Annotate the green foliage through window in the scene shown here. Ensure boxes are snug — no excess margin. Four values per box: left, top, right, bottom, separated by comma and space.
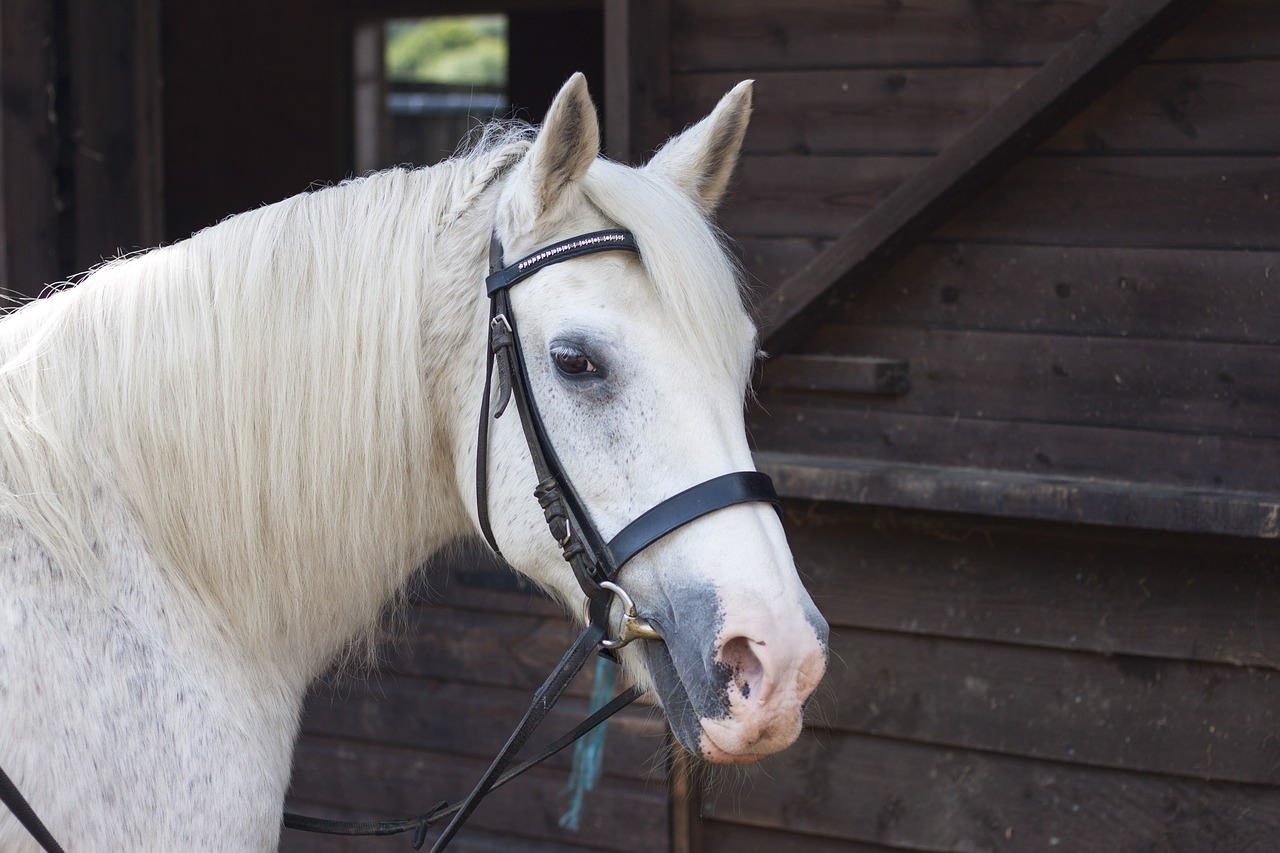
385, 16, 508, 86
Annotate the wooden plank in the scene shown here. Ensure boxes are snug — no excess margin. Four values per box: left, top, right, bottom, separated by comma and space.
672, 0, 1278, 75
723, 155, 921, 238
604, 0, 671, 164
756, 0, 1217, 351
760, 451, 1280, 539
748, 403, 1280, 495
416, 543, 566, 619
384, 605, 599, 695
674, 67, 1033, 156
65, 0, 164, 271
818, 628, 1280, 785
837, 243, 1280, 345
668, 740, 704, 853
938, 154, 1280, 249
682, 61, 1280, 159
726, 154, 1280, 246
777, 498, 1280, 666
298, 677, 667, 783
0, 0, 63, 298
288, 739, 669, 853
791, 326, 1280, 439
701, 730, 1280, 852
764, 355, 909, 396
702, 822, 899, 853
1044, 60, 1280, 154
670, 0, 1109, 73
1153, 0, 1280, 60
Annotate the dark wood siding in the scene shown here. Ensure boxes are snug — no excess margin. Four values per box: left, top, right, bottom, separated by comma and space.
664, 0, 1280, 850
702, 0, 1280, 537
694, 501, 1280, 852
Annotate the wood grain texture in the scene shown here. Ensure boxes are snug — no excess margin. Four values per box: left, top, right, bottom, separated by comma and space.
759, 452, 1280, 539
794, 325, 1280, 438
700, 729, 1280, 852
671, 0, 1109, 73
681, 60, 1280, 159
818, 627, 1280, 784
0, 0, 62, 297
782, 500, 1280, 666
749, 403, 1280, 495
727, 154, 1280, 246
672, 0, 1277, 74
838, 243, 1280, 344
299, 678, 668, 782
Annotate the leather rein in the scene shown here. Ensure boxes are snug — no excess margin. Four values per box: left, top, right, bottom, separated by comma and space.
1, 227, 781, 853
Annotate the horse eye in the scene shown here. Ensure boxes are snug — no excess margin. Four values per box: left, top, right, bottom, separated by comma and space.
552, 345, 598, 377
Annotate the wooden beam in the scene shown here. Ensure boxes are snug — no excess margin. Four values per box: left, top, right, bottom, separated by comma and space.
758, 0, 1215, 353
66, 0, 165, 272
763, 354, 910, 396
0, 0, 62, 299
604, 0, 670, 164
757, 452, 1280, 540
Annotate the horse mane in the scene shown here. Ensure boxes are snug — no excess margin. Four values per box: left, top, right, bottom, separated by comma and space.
0, 119, 751, 674
0, 133, 530, 672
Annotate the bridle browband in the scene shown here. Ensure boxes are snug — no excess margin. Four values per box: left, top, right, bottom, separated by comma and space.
1, 227, 783, 853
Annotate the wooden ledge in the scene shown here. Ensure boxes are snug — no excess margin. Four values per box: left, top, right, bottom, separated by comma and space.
755, 452, 1280, 540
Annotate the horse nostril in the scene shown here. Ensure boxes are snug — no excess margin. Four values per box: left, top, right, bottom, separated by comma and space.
718, 635, 766, 703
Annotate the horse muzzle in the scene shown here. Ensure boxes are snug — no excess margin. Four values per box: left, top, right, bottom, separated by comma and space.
637, 582, 829, 763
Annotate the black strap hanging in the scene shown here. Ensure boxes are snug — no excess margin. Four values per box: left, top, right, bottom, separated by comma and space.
0, 765, 66, 853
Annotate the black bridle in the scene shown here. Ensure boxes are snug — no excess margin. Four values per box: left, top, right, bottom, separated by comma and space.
2, 227, 781, 853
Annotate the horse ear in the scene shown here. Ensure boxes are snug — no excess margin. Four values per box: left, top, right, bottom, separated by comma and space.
520, 72, 600, 220
645, 80, 753, 215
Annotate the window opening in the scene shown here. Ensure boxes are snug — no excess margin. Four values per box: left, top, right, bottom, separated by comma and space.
354, 15, 510, 173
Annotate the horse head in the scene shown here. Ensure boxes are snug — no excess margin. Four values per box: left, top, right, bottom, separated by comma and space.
473, 74, 828, 764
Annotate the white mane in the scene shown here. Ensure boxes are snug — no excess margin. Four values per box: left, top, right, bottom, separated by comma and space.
0, 124, 751, 672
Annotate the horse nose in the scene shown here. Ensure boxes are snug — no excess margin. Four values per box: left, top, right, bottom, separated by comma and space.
701, 613, 828, 760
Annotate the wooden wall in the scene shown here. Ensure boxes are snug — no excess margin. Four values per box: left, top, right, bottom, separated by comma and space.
681, 0, 1280, 539
663, 0, 1280, 851
699, 501, 1280, 851
0, 0, 164, 299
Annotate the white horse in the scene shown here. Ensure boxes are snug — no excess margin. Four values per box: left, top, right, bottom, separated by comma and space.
0, 74, 828, 851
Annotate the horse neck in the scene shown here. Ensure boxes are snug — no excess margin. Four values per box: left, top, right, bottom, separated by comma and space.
1, 165, 502, 686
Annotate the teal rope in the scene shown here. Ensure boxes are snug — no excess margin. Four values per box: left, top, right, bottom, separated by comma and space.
559, 655, 617, 830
